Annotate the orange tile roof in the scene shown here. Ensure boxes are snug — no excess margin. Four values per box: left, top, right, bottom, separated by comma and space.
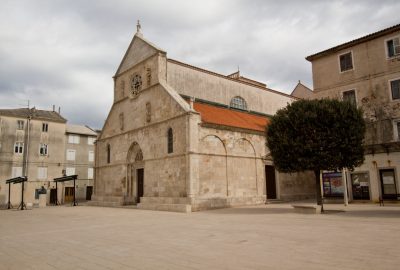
193, 102, 269, 132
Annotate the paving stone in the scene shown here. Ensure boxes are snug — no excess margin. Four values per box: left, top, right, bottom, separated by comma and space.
0, 204, 399, 270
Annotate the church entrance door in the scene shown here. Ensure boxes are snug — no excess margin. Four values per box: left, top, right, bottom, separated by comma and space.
137, 168, 144, 203
265, 165, 277, 199
126, 142, 144, 204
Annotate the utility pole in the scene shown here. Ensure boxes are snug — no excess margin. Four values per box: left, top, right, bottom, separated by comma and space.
22, 101, 31, 206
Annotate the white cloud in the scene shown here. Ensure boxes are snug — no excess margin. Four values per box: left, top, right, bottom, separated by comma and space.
0, 0, 399, 128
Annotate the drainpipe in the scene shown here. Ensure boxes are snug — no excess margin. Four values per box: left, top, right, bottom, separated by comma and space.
342, 168, 349, 206
23, 114, 31, 178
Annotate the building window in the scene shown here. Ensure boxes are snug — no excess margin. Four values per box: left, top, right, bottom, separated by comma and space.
343, 90, 356, 105
146, 102, 151, 123
68, 134, 80, 144
394, 120, 400, 141
88, 151, 94, 162
34, 188, 47, 200
119, 113, 124, 131
66, 149, 76, 161
107, 144, 111, 163
66, 167, 75, 176
88, 137, 96, 145
390, 79, 400, 100
39, 143, 48, 156
397, 122, 400, 140
339, 52, 353, 72
350, 172, 370, 200
14, 142, 24, 154
386, 36, 400, 58
35, 189, 40, 200
17, 120, 24, 130
167, 128, 173, 154
230, 96, 248, 110
37, 167, 47, 180
11, 167, 23, 178
42, 123, 48, 132
88, 168, 94, 179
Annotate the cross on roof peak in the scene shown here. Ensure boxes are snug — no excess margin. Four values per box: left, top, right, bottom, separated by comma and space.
137, 20, 142, 34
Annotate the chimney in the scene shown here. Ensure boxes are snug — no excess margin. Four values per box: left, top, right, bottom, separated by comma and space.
52, 105, 55, 112
190, 97, 195, 109
58, 107, 61, 114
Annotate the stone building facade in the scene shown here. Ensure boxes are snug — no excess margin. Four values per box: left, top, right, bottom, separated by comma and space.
64, 124, 97, 202
92, 27, 315, 212
306, 24, 400, 202
0, 108, 67, 206
0, 108, 98, 207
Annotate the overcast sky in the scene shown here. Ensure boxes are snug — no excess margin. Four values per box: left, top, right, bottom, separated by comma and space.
0, 0, 399, 129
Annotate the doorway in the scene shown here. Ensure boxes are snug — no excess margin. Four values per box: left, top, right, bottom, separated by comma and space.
64, 187, 74, 203
351, 173, 370, 200
50, 189, 57, 205
379, 169, 397, 200
86, 186, 93, 200
136, 168, 144, 203
265, 165, 277, 199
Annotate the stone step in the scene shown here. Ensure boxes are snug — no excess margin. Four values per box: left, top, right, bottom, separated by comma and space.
266, 199, 285, 204
86, 201, 122, 207
91, 195, 124, 203
140, 197, 191, 205
137, 203, 191, 213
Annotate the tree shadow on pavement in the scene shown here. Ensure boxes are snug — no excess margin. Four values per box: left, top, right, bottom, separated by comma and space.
334, 209, 400, 218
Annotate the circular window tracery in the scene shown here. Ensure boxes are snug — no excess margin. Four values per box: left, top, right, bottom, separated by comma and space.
131, 74, 142, 95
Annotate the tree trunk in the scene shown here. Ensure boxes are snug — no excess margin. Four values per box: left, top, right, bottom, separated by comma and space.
314, 170, 324, 211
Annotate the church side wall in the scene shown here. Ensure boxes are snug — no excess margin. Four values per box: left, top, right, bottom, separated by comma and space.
166, 62, 295, 115
192, 125, 266, 210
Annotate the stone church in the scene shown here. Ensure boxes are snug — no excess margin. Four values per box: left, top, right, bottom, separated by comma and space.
92, 25, 315, 212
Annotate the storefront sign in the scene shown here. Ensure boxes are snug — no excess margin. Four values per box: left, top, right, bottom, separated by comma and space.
322, 172, 344, 197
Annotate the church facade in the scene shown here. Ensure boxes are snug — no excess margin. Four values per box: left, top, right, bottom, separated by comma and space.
92, 27, 315, 212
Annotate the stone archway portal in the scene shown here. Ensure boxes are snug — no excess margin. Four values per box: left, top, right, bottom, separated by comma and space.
126, 142, 144, 204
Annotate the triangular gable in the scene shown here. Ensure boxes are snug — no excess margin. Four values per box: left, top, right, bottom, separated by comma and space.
115, 33, 166, 76
290, 81, 313, 99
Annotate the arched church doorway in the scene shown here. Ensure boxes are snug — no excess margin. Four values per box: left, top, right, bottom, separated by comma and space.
127, 142, 144, 204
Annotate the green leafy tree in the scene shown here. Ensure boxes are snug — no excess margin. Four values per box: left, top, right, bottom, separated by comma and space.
266, 99, 366, 206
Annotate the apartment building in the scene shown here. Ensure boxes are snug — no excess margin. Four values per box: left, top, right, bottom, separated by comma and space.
64, 124, 97, 202
0, 107, 98, 206
306, 24, 400, 202
0, 108, 66, 206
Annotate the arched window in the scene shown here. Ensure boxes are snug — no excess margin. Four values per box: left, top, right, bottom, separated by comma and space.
167, 128, 173, 154
107, 144, 111, 164
230, 96, 248, 110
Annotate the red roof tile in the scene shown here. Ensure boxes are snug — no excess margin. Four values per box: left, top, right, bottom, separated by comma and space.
193, 102, 269, 132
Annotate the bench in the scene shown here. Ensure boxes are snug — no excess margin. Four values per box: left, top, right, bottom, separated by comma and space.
291, 204, 322, 214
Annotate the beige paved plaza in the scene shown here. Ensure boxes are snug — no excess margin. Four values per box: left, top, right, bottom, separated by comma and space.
1, 204, 400, 270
